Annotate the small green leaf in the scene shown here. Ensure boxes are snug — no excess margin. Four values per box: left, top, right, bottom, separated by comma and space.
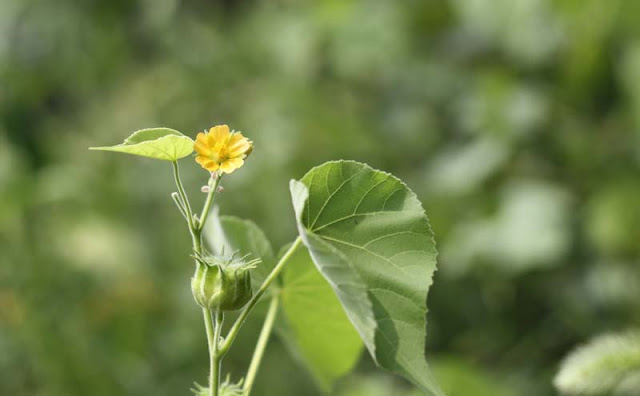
290, 160, 443, 396
89, 127, 194, 161
278, 242, 364, 392
554, 330, 640, 395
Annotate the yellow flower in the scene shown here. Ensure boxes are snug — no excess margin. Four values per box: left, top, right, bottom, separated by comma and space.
194, 125, 253, 174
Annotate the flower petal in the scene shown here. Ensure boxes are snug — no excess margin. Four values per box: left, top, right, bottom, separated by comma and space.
227, 134, 251, 157
219, 157, 244, 174
194, 132, 212, 156
196, 156, 219, 172
208, 125, 230, 144
227, 132, 245, 146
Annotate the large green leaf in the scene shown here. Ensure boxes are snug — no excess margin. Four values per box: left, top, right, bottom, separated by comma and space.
289, 160, 443, 396
205, 215, 363, 391
89, 127, 194, 161
278, 242, 364, 392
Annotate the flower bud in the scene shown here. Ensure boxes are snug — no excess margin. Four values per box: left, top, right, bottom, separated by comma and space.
191, 252, 258, 311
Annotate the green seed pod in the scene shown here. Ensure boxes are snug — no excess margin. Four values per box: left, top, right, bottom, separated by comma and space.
191, 252, 258, 311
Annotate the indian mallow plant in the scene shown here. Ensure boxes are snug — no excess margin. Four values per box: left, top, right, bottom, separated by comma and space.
90, 125, 444, 396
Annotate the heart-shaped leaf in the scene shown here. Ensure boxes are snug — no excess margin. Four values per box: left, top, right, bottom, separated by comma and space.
89, 128, 194, 161
290, 160, 443, 396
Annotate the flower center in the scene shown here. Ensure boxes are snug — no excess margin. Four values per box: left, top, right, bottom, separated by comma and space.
210, 144, 229, 163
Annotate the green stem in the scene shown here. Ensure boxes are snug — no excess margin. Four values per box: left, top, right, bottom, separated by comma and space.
171, 192, 188, 220
172, 161, 194, 227
220, 237, 302, 354
203, 307, 215, 365
210, 311, 224, 396
172, 161, 201, 249
199, 173, 223, 231
243, 296, 279, 396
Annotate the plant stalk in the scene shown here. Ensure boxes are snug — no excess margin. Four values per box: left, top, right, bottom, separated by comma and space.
202, 308, 216, 395
172, 161, 200, 249
243, 296, 280, 396
210, 311, 224, 396
199, 173, 222, 231
172, 161, 194, 226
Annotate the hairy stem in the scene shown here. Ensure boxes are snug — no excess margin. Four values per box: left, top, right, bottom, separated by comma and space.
243, 296, 279, 396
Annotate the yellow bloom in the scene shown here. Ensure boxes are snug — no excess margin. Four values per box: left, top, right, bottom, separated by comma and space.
194, 125, 253, 174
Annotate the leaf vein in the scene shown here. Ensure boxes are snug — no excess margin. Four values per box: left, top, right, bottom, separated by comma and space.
310, 166, 368, 229
319, 235, 411, 277
363, 231, 425, 248
352, 174, 391, 215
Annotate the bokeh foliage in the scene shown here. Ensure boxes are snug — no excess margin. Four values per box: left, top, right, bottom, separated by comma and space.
1, 0, 639, 395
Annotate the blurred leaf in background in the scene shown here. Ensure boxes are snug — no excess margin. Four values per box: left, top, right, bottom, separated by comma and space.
555, 330, 640, 395
1, 0, 640, 395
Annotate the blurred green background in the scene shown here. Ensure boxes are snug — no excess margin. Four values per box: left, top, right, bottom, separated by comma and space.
1, 0, 639, 395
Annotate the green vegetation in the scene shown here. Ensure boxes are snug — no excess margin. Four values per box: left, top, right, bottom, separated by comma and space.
1, 0, 639, 395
